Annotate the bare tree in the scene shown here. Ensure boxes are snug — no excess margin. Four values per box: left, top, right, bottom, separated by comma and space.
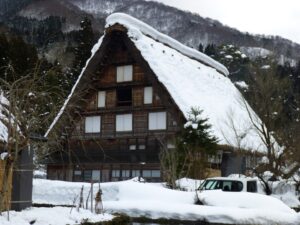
230, 60, 300, 194
0, 64, 65, 211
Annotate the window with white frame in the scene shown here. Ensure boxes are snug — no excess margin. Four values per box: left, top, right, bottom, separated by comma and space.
148, 112, 166, 130
117, 65, 133, 82
144, 87, 153, 104
116, 114, 132, 131
97, 91, 106, 108
85, 116, 101, 133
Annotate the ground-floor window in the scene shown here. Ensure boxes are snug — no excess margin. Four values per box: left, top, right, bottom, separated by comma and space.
121, 170, 130, 180
142, 170, 161, 178
72, 168, 161, 182
92, 170, 101, 182
73, 170, 82, 181
83, 170, 92, 182
131, 170, 140, 177
111, 169, 120, 181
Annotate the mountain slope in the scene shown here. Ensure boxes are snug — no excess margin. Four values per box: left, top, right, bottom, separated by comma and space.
68, 0, 300, 61
2, 0, 300, 62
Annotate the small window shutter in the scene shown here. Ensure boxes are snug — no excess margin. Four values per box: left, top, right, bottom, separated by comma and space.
116, 115, 123, 131
98, 91, 106, 108
85, 117, 94, 133
117, 66, 124, 82
157, 112, 166, 129
93, 116, 101, 133
144, 87, 153, 104
124, 65, 133, 81
123, 114, 132, 131
148, 113, 157, 130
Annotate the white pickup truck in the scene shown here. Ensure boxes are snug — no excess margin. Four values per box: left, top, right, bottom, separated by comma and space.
198, 177, 258, 193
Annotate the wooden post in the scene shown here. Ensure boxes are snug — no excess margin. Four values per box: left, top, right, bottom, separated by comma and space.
90, 181, 93, 213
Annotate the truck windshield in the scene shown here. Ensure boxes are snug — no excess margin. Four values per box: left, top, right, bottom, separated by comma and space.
200, 180, 243, 192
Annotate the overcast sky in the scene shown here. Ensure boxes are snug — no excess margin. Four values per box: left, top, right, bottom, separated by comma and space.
148, 0, 300, 44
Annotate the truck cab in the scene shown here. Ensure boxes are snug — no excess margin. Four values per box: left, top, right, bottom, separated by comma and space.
199, 177, 258, 193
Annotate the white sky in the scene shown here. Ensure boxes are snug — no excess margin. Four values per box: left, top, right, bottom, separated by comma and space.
148, 0, 300, 44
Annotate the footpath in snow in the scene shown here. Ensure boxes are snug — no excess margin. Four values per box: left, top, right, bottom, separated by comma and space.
31, 178, 300, 225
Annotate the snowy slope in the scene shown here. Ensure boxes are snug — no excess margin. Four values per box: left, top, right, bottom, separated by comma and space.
32, 179, 300, 225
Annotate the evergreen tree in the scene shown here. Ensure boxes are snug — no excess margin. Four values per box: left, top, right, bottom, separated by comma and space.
178, 108, 218, 179
204, 44, 217, 58
72, 16, 95, 82
8, 35, 38, 79
198, 43, 204, 53
215, 44, 250, 81
160, 108, 218, 188
0, 33, 9, 78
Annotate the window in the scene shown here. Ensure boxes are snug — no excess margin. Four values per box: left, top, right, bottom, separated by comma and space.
73, 170, 82, 181
116, 114, 132, 131
116, 87, 132, 106
83, 170, 92, 182
129, 145, 136, 150
142, 170, 160, 178
138, 145, 146, 150
151, 170, 161, 178
247, 181, 257, 193
122, 170, 130, 178
97, 91, 106, 108
199, 180, 243, 192
142, 170, 151, 177
149, 112, 167, 130
117, 65, 133, 82
92, 170, 101, 182
85, 116, 101, 133
132, 170, 140, 177
112, 170, 120, 177
144, 87, 153, 104
111, 169, 120, 181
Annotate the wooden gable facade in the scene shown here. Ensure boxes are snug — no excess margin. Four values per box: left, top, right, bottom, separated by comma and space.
47, 25, 185, 182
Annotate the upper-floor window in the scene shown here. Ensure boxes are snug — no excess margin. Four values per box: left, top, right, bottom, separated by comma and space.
116, 114, 132, 132
149, 112, 167, 130
85, 116, 101, 133
98, 91, 106, 108
144, 87, 153, 104
117, 87, 132, 106
117, 65, 133, 82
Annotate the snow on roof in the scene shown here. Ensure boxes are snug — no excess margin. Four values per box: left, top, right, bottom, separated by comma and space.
0, 92, 9, 143
46, 13, 270, 153
106, 13, 229, 76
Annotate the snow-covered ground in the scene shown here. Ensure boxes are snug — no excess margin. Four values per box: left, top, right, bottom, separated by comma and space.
30, 178, 300, 224
1, 178, 299, 224
0, 207, 113, 225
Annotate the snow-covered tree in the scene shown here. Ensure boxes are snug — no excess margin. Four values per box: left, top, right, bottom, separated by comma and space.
160, 108, 218, 188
